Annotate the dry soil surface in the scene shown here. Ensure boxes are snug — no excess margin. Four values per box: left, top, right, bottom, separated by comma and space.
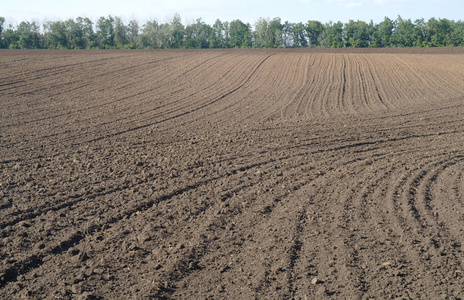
1, 48, 464, 299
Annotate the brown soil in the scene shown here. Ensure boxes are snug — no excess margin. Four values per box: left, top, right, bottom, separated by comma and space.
1, 48, 464, 299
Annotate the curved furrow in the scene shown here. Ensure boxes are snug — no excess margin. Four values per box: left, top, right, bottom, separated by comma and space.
135, 53, 276, 135
281, 53, 313, 120
417, 156, 464, 270
263, 52, 313, 122
0, 121, 330, 292
2, 52, 259, 149
0, 151, 290, 289
378, 154, 464, 293
363, 55, 397, 109
158, 167, 321, 297
96, 52, 263, 127
81, 53, 274, 143
371, 55, 422, 107
3, 49, 464, 299
302, 53, 332, 120
337, 160, 403, 296
299, 54, 326, 121
297, 170, 371, 297
310, 53, 338, 119
115, 132, 345, 296
401, 55, 464, 100
8, 52, 195, 114
342, 157, 429, 297
392, 55, 464, 106
322, 157, 409, 297
294, 53, 329, 121
206, 52, 307, 126
0, 54, 189, 142
354, 54, 386, 112
101, 125, 396, 298
0, 139, 299, 295
0, 55, 119, 93
63, 52, 244, 138
59, 53, 243, 139
267, 149, 396, 298
288, 132, 437, 296
233, 53, 309, 124
0, 53, 167, 114
162, 127, 416, 298
340, 53, 357, 114
292, 148, 464, 297
0, 122, 332, 231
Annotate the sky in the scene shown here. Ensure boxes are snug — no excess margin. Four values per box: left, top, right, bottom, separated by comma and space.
2, 0, 463, 26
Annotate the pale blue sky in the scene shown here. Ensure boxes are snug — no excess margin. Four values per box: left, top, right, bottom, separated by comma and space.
2, 0, 463, 26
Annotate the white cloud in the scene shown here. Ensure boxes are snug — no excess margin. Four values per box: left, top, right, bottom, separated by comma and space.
346, 2, 362, 7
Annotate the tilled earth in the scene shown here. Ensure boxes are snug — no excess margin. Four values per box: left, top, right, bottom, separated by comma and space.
1, 48, 464, 299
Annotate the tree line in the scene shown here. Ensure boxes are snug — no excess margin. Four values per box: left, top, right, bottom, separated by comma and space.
1, 15, 463, 49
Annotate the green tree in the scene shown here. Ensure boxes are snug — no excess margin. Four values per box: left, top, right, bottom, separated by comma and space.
0, 17, 5, 48
269, 18, 283, 48
282, 21, 293, 47
168, 13, 184, 48
321, 21, 343, 48
2, 14, 464, 49
426, 17, 453, 47
17, 21, 40, 49
344, 20, 369, 48
449, 20, 464, 46
127, 19, 139, 48
254, 17, 282, 48
65, 18, 88, 49
47, 21, 68, 48
229, 19, 251, 48
114, 16, 128, 48
254, 17, 270, 48
209, 19, 225, 48
375, 17, 394, 47
391, 16, 416, 47
184, 18, 211, 48
305, 20, 324, 47
81, 17, 96, 49
97, 16, 115, 48
366, 20, 379, 47
139, 20, 160, 48
223, 21, 231, 47
292, 22, 307, 47
3, 23, 19, 48
139, 20, 171, 48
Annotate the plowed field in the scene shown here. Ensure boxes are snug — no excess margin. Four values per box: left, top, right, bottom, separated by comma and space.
1, 48, 464, 299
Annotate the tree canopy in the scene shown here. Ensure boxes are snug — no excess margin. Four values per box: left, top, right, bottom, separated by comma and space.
1, 15, 463, 49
